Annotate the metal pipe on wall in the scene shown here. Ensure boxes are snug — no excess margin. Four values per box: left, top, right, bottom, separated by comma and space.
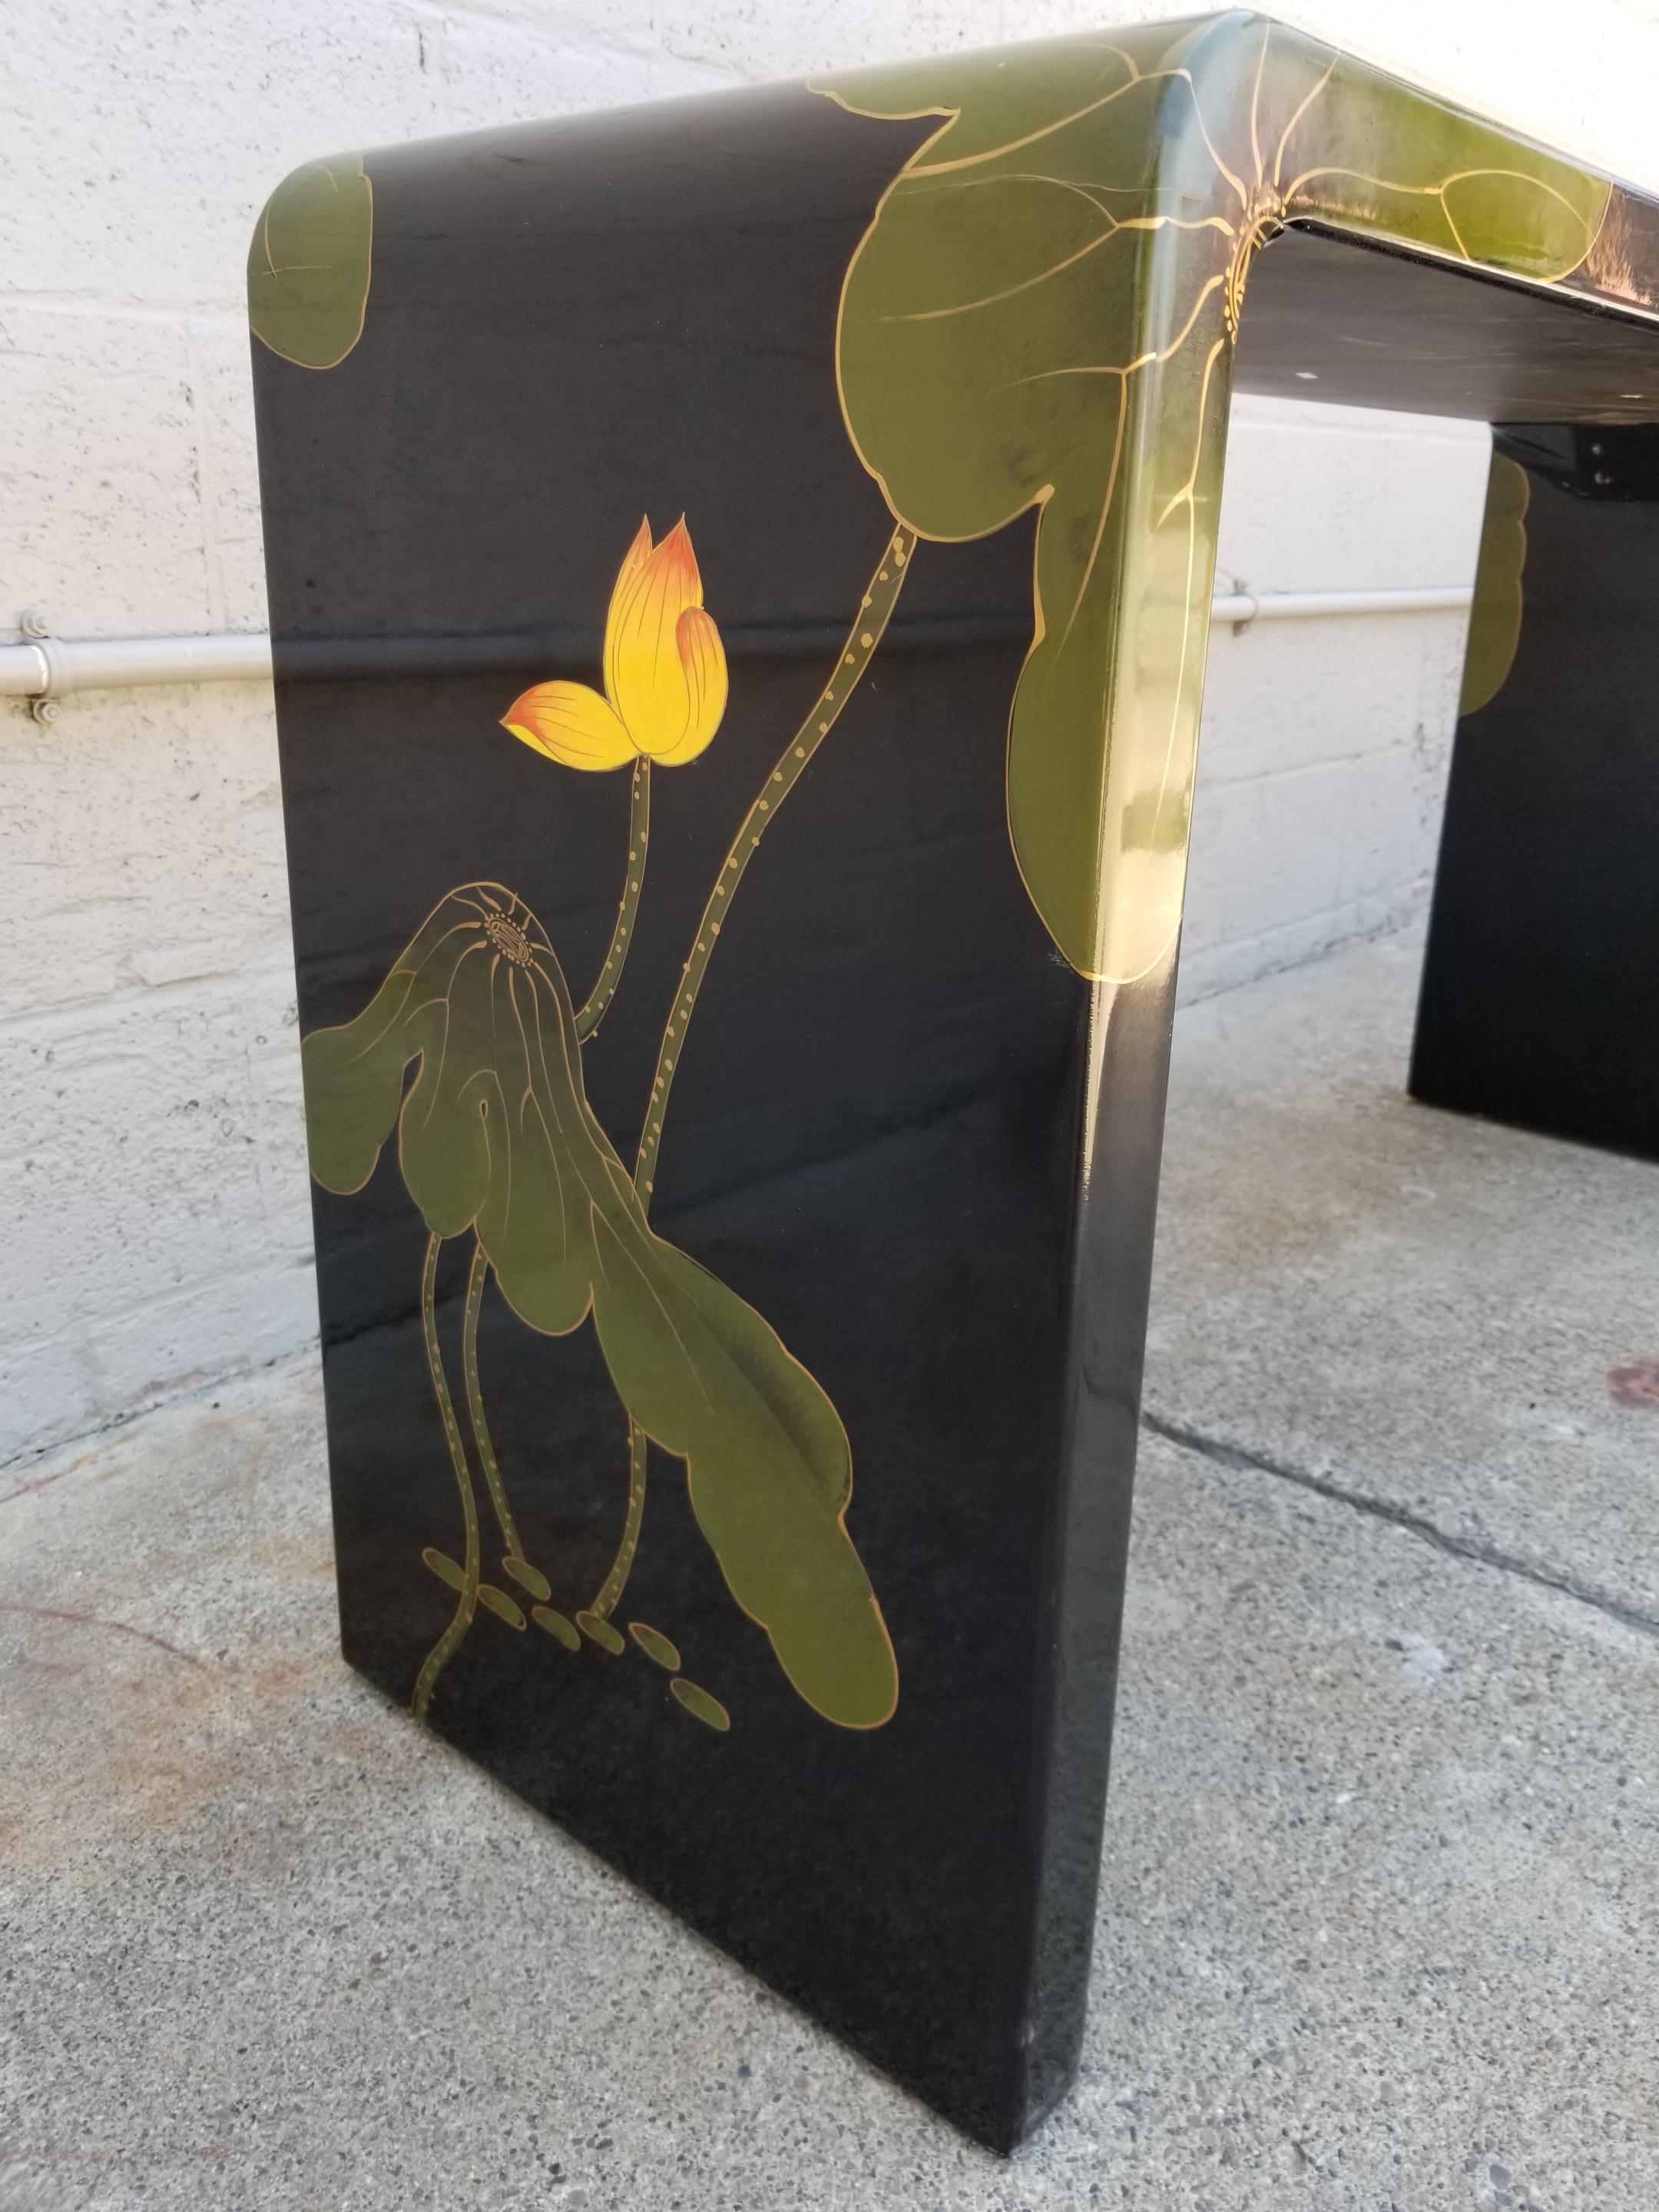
0, 584, 1477, 709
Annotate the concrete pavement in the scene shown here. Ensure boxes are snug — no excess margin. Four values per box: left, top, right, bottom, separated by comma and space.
4, 929, 1656, 2210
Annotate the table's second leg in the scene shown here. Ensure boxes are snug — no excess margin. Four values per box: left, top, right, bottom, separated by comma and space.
1412, 425, 1659, 1161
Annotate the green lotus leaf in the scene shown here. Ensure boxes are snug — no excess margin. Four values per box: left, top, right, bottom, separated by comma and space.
302, 884, 896, 1729
249, 154, 373, 370
823, 28, 1193, 980
300, 966, 416, 1197
820, 18, 1608, 975
589, 1209, 894, 1729
1286, 84, 1608, 280
1459, 454, 1529, 717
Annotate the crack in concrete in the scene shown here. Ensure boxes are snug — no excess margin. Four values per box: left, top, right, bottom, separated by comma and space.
0, 1600, 207, 1669
0, 1446, 104, 1510
0, 1345, 319, 1496
1141, 1408, 1659, 1643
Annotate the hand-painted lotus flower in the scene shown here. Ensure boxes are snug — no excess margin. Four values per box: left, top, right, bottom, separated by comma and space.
504, 518, 728, 770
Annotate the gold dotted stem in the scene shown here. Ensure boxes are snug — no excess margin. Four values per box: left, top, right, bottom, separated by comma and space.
587, 1419, 647, 1621
461, 1237, 525, 1566
633, 524, 916, 1202
576, 757, 651, 1041
412, 1233, 482, 1720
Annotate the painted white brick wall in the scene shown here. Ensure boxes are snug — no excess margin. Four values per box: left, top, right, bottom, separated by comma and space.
4, 0, 1657, 1463
1189, 396, 1490, 1002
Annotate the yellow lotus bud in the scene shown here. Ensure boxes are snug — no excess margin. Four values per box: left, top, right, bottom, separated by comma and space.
504, 517, 727, 771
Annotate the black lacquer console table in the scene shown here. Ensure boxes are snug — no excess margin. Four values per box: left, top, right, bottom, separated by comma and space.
249, 12, 1659, 2148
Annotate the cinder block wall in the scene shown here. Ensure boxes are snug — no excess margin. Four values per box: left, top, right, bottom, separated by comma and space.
1191, 396, 1487, 1003
4, 0, 1656, 1463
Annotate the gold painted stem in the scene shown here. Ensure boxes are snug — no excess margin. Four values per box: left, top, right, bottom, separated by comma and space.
585, 528, 915, 1627
461, 1237, 525, 1567
412, 1233, 482, 1720
576, 757, 651, 1040
632, 523, 916, 1203
588, 1419, 648, 1623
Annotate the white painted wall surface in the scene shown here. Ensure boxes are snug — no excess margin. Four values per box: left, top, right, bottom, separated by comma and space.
3, 0, 1656, 1463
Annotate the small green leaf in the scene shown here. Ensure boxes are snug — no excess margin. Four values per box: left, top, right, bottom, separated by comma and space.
478, 1584, 526, 1630
628, 1622, 682, 1671
531, 1604, 581, 1651
249, 155, 373, 370
502, 1555, 552, 1602
1459, 455, 1529, 717
422, 1546, 465, 1593
576, 1610, 627, 1655
670, 1678, 731, 1732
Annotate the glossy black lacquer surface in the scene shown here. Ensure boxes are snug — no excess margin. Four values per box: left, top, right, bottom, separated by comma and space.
1414, 426, 1659, 1157
254, 84, 1132, 2149
1240, 227, 1659, 420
